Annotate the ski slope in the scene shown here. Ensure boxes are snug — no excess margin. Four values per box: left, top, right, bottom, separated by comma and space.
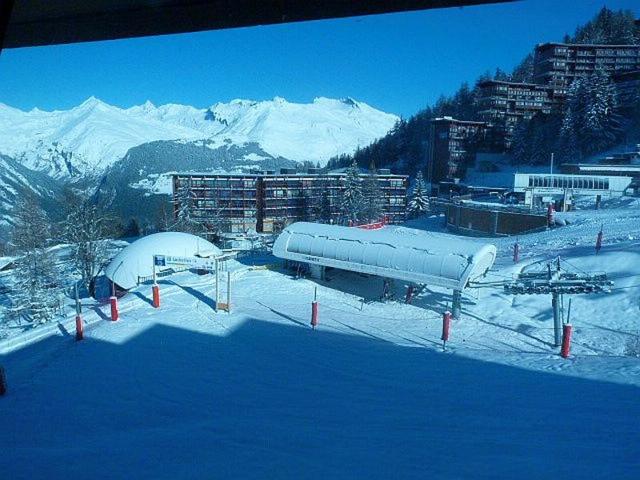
1, 199, 639, 479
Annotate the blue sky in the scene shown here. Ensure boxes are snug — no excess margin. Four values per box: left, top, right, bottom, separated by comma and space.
0, 0, 638, 117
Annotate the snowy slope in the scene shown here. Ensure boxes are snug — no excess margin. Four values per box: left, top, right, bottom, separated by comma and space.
0, 97, 398, 178
3, 198, 640, 478
0, 154, 65, 225
2, 199, 640, 478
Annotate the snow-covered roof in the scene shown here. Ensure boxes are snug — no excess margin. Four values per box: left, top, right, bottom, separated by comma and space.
273, 222, 497, 290
104, 232, 221, 290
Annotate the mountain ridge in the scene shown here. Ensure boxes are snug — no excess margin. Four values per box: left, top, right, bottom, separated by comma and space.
0, 96, 399, 179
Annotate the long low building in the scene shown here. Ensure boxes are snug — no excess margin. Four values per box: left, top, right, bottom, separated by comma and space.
173, 169, 408, 236
273, 222, 497, 318
514, 173, 634, 206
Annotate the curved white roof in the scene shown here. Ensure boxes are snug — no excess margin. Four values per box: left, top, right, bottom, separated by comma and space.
273, 222, 497, 290
105, 232, 221, 290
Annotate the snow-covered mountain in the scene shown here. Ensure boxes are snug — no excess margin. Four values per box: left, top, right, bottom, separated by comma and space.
0, 96, 398, 179
0, 154, 65, 226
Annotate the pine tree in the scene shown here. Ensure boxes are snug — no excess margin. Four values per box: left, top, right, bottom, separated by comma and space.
9, 195, 61, 325
339, 159, 365, 224
571, 7, 639, 45
563, 71, 622, 156
319, 189, 333, 223
510, 53, 534, 83
361, 163, 384, 223
557, 108, 580, 162
511, 121, 530, 165
172, 179, 206, 235
408, 171, 430, 218
302, 191, 318, 223
581, 70, 622, 154
122, 218, 141, 238
494, 68, 509, 81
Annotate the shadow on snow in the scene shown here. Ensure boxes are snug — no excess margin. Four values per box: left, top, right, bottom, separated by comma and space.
1, 318, 638, 479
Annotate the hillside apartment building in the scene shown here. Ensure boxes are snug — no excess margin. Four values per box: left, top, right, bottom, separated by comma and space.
427, 117, 491, 184
430, 41, 640, 186
476, 80, 557, 150
533, 42, 640, 95
172, 169, 408, 236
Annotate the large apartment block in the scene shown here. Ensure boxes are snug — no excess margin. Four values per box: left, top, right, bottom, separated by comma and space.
477, 80, 556, 149
428, 117, 491, 184
533, 42, 640, 94
172, 169, 408, 236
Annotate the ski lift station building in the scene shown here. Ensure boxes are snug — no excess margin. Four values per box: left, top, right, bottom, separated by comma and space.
273, 222, 497, 315
105, 232, 222, 291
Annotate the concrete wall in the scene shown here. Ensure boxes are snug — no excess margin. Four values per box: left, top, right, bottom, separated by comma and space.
446, 204, 547, 237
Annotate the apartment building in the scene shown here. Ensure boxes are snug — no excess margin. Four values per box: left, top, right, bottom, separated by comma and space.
428, 117, 490, 183
172, 169, 408, 236
612, 70, 640, 110
533, 42, 640, 95
477, 80, 556, 149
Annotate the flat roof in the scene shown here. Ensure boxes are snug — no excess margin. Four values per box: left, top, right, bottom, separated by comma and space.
515, 172, 634, 179
536, 42, 640, 49
431, 117, 488, 126
561, 164, 640, 172
173, 172, 408, 178
478, 80, 554, 90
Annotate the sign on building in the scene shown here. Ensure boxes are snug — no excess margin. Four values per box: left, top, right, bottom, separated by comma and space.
153, 254, 219, 271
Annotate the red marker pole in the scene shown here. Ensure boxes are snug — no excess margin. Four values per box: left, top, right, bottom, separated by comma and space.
311, 287, 319, 329
513, 241, 520, 264
110, 296, 119, 321
547, 203, 555, 227
151, 261, 160, 308
152, 285, 160, 308
560, 324, 573, 358
74, 284, 83, 341
441, 311, 451, 350
75, 315, 84, 341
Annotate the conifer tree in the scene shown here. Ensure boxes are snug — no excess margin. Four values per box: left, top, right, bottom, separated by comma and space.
408, 171, 430, 218
361, 163, 384, 223
511, 121, 530, 165
9, 195, 61, 324
319, 189, 333, 223
339, 159, 365, 224
562, 71, 622, 157
557, 108, 580, 162
173, 179, 207, 235
581, 70, 622, 154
